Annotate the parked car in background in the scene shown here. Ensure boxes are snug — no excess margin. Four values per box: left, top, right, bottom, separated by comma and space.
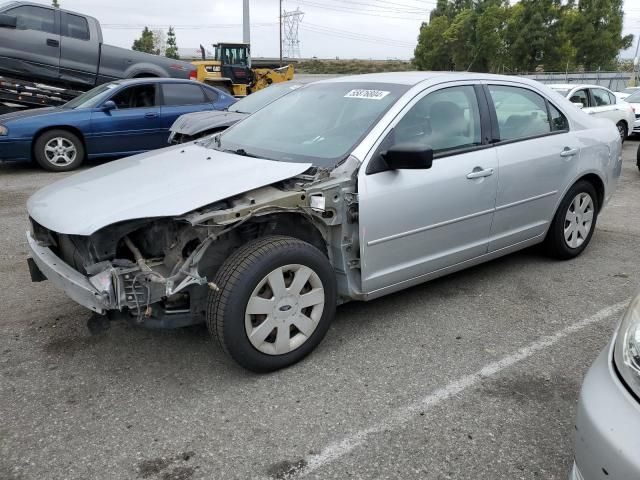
549, 84, 635, 140
168, 81, 304, 144
614, 86, 640, 101
621, 89, 640, 136
570, 291, 640, 480
0, 1, 197, 91
0, 78, 235, 171
26, 72, 622, 371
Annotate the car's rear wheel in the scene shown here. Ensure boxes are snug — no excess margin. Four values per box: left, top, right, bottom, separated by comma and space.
616, 121, 627, 142
207, 235, 336, 372
34, 129, 84, 172
544, 180, 598, 259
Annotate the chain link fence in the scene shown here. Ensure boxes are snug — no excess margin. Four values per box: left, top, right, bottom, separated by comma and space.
520, 71, 634, 92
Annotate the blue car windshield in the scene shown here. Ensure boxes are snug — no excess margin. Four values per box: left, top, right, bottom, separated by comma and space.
63, 82, 121, 109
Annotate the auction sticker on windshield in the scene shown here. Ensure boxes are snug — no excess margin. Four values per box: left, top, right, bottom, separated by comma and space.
344, 89, 391, 100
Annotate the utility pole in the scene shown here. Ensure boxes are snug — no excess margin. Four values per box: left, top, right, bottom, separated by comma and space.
279, 0, 283, 66
243, 0, 251, 67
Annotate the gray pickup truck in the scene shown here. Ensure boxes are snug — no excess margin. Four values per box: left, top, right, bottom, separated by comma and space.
0, 1, 196, 90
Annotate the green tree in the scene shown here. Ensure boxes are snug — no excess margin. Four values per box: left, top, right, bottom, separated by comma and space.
51, 0, 60, 7
132, 27, 157, 55
413, 16, 452, 70
569, 0, 632, 70
165, 26, 179, 59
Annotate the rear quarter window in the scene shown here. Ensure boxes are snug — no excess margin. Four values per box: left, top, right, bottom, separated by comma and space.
62, 13, 89, 40
162, 84, 207, 106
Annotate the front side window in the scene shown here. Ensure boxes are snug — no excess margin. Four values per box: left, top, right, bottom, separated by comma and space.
488, 85, 552, 141
591, 88, 612, 107
62, 13, 89, 40
110, 85, 158, 109
162, 83, 206, 106
569, 89, 589, 108
213, 82, 408, 167
7, 5, 55, 34
390, 85, 482, 154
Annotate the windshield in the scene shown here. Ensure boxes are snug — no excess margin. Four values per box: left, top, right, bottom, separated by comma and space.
625, 90, 640, 103
229, 83, 302, 114
63, 82, 120, 109
549, 87, 570, 97
622, 88, 639, 95
211, 82, 408, 167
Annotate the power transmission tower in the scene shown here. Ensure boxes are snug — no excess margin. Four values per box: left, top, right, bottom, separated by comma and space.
282, 8, 304, 59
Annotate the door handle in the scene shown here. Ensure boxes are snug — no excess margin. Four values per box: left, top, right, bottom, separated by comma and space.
466, 167, 494, 179
46, 38, 59, 47
144, 112, 159, 118
560, 147, 579, 158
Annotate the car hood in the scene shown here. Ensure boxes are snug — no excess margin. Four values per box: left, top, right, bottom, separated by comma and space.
27, 143, 311, 236
0, 106, 62, 123
170, 110, 247, 136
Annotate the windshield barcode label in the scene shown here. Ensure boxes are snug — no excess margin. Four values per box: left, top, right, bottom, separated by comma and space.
344, 89, 390, 100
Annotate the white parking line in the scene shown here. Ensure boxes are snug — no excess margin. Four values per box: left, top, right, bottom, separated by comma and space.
275, 300, 629, 479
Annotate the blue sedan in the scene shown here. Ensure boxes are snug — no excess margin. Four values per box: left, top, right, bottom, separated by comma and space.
0, 78, 235, 171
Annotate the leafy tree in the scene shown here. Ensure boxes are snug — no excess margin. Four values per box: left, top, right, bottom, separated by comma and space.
165, 26, 179, 59
132, 27, 157, 55
52, 0, 60, 7
413, 16, 452, 70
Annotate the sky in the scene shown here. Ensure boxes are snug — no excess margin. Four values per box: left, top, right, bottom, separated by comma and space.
23, 0, 640, 60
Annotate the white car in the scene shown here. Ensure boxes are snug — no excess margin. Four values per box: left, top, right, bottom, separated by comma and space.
622, 89, 640, 136
549, 84, 635, 140
614, 86, 640, 101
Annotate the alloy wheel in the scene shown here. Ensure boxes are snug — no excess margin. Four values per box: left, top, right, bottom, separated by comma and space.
44, 137, 77, 166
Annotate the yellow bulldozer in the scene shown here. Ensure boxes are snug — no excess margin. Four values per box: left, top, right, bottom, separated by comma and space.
192, 42, 294, 97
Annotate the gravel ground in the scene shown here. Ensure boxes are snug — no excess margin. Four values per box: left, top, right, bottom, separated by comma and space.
0, 140, 639, 480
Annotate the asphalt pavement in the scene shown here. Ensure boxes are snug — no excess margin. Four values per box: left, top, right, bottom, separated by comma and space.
1, 140, 639, 480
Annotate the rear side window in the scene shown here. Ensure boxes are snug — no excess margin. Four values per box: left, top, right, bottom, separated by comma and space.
110, 85, 158, 109
548, 103, 569, 132
162, 84, 207, 106
7, 5, 56, 34
203, 87, 219, 102
62, 13, 89, 40
591, 89, 612, 106
488, 85, 551, 141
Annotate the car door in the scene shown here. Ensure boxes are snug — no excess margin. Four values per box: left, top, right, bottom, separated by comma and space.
586, 88, 617, 122
59, 12, 99, 88
89, 83, 163, 155
0, 4, 60, 82
358, 83, 499, 294
485, 83, 578, 251
159, 83, 217, 132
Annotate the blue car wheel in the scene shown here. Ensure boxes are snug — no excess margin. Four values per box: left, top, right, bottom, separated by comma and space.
34, 129, 85, 172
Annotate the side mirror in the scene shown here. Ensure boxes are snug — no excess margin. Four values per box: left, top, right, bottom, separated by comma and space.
0, 14, 17, 28
572, 102, 584, 109
102, 100, 117, 111
382, 143, 433, 170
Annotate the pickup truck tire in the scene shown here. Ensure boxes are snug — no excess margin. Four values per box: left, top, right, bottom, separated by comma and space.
544, 180, 598, 259
34, 129, 85, 172
206, 235, 336, 372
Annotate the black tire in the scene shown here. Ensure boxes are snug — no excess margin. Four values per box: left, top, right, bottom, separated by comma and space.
636, 143, 640, 172
207, 235, 336, 372
616, 121, 627, 142
544, 180, 599, 259
33, 129, 85, 172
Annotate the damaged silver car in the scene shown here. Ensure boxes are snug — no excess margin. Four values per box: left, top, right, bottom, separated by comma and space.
27, 73, 622, 371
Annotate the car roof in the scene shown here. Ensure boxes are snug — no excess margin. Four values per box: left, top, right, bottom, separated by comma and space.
109, 78, 204, 87
316, 71, 552, 88
548, 83, 610, 91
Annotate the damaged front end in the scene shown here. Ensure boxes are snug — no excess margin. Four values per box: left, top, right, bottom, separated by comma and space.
27, 157, 363, 328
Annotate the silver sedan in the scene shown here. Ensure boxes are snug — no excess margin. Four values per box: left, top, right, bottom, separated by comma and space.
571, 292, 640, 480
26, 72, 623, 371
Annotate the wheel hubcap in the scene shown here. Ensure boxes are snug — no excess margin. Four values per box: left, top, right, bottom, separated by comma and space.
245, 264, 325, 355
564, 192, 594, 249
44, 137, 77, 166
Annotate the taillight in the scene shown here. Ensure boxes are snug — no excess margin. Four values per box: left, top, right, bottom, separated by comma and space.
189, 70, 197, 81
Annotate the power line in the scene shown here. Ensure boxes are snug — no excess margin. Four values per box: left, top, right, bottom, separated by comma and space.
284, 0, 428, 20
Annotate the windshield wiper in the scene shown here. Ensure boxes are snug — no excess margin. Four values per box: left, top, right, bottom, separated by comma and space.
224, 148, 259, 158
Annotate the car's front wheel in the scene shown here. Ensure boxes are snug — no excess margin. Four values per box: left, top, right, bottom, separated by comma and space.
207, 235, 336, 372
33, 129, 85, 172
544, 180, 599, 259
